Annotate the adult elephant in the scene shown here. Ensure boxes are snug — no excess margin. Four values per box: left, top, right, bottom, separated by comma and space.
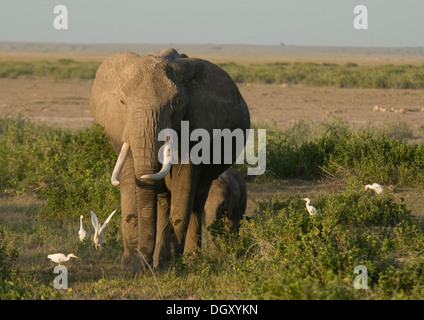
90, 48, 250, 272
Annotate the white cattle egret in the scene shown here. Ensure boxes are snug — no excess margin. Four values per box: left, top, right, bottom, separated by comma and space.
91, 209, 117, 249
78, 215, 87, 242
365, 183, 383, 195
302, 198, 317, 216
47, 253, 78, 265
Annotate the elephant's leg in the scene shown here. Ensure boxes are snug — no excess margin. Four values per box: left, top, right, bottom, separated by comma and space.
204, 207, 218, 247
157, 164, 199, 263
119, 159, 143, 273
153, 192, 171, 269
184, 191, 208, 253
183, 211, 202, 253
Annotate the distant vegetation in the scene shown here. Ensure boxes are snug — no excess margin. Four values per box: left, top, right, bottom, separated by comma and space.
0, 59, 100, 80
219, 62, 424, 89
1, 59, 424, 89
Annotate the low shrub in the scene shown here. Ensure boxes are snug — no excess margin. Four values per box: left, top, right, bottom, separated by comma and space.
262, 118, 424, 186
0, 117, 119, 220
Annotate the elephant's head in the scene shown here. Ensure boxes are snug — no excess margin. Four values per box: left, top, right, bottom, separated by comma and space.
218, 171, 242, 229
107, 53, 189, 185
205, 172, 242, 230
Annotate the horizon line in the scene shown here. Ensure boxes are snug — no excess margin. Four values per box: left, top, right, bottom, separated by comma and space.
1, 41, 424, 51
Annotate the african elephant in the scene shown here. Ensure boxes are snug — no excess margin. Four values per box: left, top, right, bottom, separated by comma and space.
90, 48, 250, 272
204, 167, 247, 246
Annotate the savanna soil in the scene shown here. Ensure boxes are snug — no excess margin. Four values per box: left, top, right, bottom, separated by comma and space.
2, 79, 424, 133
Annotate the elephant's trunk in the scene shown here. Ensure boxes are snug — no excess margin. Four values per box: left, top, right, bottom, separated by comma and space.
127, 108, 163, 265
128, 109, 161, 179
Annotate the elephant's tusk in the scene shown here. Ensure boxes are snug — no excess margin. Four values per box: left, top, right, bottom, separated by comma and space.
140, 141, 172, 181
111, 142, 130, 186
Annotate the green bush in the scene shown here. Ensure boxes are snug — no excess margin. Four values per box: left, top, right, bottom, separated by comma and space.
262, 118, 424, 186
0, 118, 119, 219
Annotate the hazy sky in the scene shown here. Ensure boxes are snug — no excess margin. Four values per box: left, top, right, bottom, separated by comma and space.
1, 0, 423, 47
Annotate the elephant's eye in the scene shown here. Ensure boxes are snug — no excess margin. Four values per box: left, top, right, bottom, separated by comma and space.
120, 99, 125, 105
169, 99, 179, 111
170, 97, 181, 111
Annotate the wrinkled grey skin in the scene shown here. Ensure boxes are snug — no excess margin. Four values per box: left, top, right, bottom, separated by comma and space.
90, 48, 250, 272
204, 167, 247, 246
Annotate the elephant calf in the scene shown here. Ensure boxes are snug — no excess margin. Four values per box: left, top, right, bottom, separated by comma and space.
204, 167, 247, 245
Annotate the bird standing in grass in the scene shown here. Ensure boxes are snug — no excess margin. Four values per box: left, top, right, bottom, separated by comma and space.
48, 253, 78, 265
91, 209, 117, 250
302, 198, 317, 216
365, 183, 383, 195
78, 215, 87, 242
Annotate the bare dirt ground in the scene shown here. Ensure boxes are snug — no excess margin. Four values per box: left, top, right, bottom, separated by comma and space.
0, 78, 94, 131
1, 44, 424, 216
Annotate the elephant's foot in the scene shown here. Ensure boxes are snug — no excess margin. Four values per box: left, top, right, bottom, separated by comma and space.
121, 249, 148, 273
153, 221, 186, 269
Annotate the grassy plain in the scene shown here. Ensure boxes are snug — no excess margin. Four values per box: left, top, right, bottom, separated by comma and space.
1, 44, 424, 300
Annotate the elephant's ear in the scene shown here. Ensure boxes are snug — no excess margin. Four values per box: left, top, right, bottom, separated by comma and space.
174, 57, 248, 135
219, 171, 241, 220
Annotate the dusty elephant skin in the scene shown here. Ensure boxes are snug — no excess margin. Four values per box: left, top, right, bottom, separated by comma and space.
90, 48, 250, 272
204, 167, 247, 246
